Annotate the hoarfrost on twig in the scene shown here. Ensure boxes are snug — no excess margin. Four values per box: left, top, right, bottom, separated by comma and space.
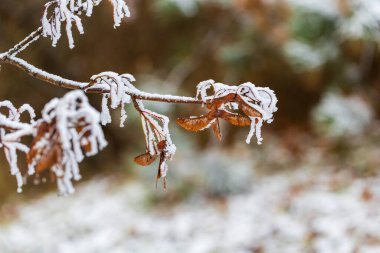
41, 0, 130, 48
0, 91, 107, 195
195, 80, 277, 144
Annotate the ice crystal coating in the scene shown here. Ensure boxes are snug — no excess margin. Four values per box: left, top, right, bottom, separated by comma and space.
0, 0, 280, 194
195, 80, 278, 144
0, 91, 107, 195
0, 101, 36, 193
41, 0, 130, 48
89, 71, 178, 188
88, 72, 135, 127
31, 90, 107, 195
136, 100, 176, 182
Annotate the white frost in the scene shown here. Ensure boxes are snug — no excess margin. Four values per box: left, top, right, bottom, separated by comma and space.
0, 90, 107, 195
0, 101, 35, 193
196, 80, 278, 145
41, 0, 130, 48
88, 72, 134, 127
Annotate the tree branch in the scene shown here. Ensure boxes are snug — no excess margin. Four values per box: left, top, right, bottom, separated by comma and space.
0, 55, 88, 89
0, 55, 202, 104
5, 27, 43, 57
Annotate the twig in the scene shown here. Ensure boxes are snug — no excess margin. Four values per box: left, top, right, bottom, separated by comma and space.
0, 55, 203, 104
5, 27, 43, 57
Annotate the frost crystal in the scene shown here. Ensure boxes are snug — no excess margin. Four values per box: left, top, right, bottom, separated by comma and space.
196, 80, 277, 144
41, 0, 130, 48
0, 91, 107, 195
0, 101, 35, 193
88, 72, 135, 127
135, 100, 176, 185
29, 90, 107, 195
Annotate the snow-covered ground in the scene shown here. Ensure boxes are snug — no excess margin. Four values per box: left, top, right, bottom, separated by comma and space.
1, 168, 380, 253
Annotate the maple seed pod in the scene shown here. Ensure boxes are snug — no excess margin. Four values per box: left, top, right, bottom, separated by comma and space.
134, 153, 157, 166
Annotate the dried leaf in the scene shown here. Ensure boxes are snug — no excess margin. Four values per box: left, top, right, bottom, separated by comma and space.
240, 102, 262, 118
176, 115, 213, 132
156, 153, 167, 190
80, 129, 93, 153
27, 122, 50, 164
207, 93, 237, 110
34, 145, 60, 174
82, 140, 92, 153
157, 140, 167, 151
219, 110, 251, 127
134, 152, 157, 166
211, 119, 222, 141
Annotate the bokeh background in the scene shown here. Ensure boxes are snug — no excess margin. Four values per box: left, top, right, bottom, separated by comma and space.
1, 0, 380, 252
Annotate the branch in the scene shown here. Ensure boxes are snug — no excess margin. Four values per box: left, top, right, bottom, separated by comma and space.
5, 27, 43, 57
0, 55, 87, 89
0, 55, 202, 104
2, 127, 34, 143
0, 116, 31, 132
0, 0, 279, 194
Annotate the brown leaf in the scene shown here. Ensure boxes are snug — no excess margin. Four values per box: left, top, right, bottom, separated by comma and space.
239, 102, 262, 118
176, 115, 213, 132
81, 131, 93, 153
156, 153, 165, 180
157, 140, 167, 151
27, 121, 54, 172
82, 141, 92, 153
207, 93, 237, 110
211, 119, 222, 141
134, 152, 157, 166
156, 153, 167, 190
35, 145, 61, 174
219, 110, 251, 127
28, 122, 49, 155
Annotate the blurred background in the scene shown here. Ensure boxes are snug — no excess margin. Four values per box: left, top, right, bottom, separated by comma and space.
1, 0, 380, 252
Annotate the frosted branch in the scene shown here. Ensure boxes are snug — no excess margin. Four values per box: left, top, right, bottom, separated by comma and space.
0, 56, 200, 103
41, 0, 130, 48
178, 80, 278, 145
0, 91, 107, 195
133, 99, 176, 189
0, 0, 279, 194
5, 27, 43, 57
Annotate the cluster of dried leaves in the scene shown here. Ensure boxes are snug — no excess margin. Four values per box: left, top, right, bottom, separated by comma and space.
87, 71, 178, 189
0, 0, 279, 194
132, 100, 176, 189
0, 91, 107, 195
0, 75, 277, 193
177, 80, 278, 144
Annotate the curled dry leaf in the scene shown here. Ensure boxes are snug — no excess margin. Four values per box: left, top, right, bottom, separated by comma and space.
218, 110, 251, 127
239, 101, 263, 118
27, 121, 54, 174
134, 153, 157, 166
176, 115, 213, 132
34, 145, 60, 174
157, 140, 167, 151
25, 91, 107, 195
133, 100, 176, 189
177, 81, 277, 144
211, 119, 222, 141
